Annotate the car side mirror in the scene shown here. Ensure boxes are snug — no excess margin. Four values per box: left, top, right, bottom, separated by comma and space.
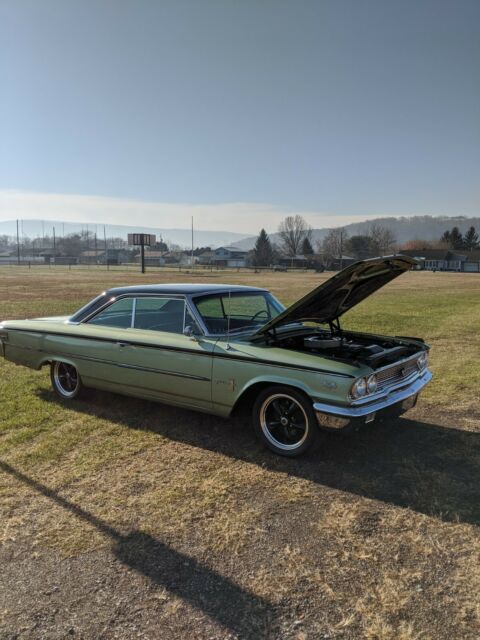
183, 325, 200, 340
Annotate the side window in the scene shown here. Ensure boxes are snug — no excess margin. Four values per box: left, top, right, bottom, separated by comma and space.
134, 297, 185, 333
196, 296, 224, 319
87, 298, 133, 328
195, 296, 227, 333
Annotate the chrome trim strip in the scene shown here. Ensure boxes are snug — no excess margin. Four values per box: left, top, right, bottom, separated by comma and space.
4, 343, 211, 382
73, 353, 211, 382
81, 293, 187, 325
131, 298, 137, 328
4, 328, 356, 378
314, 370, 432, 418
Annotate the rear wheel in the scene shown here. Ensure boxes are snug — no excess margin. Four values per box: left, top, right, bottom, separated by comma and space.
252, 386, 320, 457
50, 361, 83, 400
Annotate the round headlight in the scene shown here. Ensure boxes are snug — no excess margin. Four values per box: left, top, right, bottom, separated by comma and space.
417, 352, 428, 371
367, 374, 378, 394
351, 377, 367, 398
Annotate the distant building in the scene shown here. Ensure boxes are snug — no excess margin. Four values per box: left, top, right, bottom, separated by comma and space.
79, 248, 132, 265
134, 250, 193, 267
399, 249, 480, 272
0, 251, 15, 264
212, 246, 249, 267
197, 250, 214, 265
276, 253, 340, 269
79, 250, 106, 264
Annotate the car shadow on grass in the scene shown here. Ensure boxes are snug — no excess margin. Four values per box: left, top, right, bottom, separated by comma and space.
0, 460, 275, 639
37, 388, 480, 526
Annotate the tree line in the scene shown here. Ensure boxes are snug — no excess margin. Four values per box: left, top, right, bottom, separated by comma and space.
252, 217, 480, 267
0, 230, 183, 259
252, 215, 397, 267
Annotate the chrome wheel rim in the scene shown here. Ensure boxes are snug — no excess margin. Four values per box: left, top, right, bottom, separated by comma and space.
260, 394, 309, 451
53, 362, 79, 398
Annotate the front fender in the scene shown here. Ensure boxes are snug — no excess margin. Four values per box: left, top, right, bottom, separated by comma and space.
211, 355, 355, 416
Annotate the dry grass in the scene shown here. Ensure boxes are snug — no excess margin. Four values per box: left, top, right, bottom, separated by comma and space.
0, 265, 479, 639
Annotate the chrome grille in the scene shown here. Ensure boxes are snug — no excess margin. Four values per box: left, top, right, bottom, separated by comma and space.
376, 355, 420, 391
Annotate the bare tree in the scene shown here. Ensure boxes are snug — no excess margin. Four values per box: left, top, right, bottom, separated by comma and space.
278, 215, 312, 257
321, 227, 348, 269
368, 223, 396, 256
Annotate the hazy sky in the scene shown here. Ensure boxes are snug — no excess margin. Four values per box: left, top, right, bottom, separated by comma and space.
1, 0, 479, 233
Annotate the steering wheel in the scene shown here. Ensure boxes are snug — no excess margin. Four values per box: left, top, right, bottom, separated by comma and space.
250, 309, 270, 322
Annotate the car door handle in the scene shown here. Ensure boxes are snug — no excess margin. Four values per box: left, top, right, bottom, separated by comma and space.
116, 341, 131, 348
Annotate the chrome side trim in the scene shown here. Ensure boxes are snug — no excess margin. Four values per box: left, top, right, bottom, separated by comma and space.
313, 370, 432, 419
131, 298, 137, 328
4, 328, 356, 377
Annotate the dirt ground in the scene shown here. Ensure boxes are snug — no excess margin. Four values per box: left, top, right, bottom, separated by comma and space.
0, 266, 479, 639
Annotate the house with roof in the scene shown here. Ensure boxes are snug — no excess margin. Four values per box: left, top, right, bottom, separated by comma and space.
399, 249, 480, 272
197, 250, 214, 265
212, 246, 249, 267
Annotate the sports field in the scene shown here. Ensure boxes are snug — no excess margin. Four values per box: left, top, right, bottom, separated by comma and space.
0, 266, 479, 639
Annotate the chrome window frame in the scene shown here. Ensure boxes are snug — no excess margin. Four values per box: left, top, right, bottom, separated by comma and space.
81, 296, 136, 329
78, 288, 280, 338
189, 290, 284, 338
81, 293, 206, 336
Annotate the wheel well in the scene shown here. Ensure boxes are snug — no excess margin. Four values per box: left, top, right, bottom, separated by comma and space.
230, 381, 307, 417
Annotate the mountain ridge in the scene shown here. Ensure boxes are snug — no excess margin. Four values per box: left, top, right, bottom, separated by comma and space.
1, 215, 479, 251
0, 219, 254, 249
230, 215, 480, 250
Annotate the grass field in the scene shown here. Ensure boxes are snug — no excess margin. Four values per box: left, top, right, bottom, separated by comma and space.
0, 266, 479, 639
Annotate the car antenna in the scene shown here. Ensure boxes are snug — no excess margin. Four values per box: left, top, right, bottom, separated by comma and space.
226, 289, 232, 350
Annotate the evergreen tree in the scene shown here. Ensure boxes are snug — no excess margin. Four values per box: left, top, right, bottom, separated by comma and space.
301, 237, 314, 255
441, 227, 464, 249
347, 235, 374, 259
253, 228, 274, 266
449, 226, 464, 249
440, 230, 452, 245
464, 226, 479, 251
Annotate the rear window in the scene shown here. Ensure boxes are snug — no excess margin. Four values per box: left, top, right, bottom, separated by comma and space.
87, 298, 133, 328
133, 297, 185, 333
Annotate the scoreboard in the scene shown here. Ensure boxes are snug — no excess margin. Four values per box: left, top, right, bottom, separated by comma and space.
128, 233, 156, 246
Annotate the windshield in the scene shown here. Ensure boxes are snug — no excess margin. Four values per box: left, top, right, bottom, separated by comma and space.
194, 291, 284, 335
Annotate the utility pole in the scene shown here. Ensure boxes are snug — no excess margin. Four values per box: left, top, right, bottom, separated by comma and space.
140, 238, 146, 274
103, 225, 108, 270
53, 227, 56, 261
191, 216, 194, 268
16, 219, 20, 265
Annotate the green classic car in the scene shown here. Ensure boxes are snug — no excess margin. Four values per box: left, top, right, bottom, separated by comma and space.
0, 256, 431, 456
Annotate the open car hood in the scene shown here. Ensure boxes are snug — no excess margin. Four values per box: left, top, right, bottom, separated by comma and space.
253, 255, 417, 336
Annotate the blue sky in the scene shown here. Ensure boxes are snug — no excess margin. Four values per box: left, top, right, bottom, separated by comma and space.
0, 0, 479, 233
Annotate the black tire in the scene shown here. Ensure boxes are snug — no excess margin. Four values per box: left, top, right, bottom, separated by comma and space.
252, 385, 320, 457
50, 361, 83, 400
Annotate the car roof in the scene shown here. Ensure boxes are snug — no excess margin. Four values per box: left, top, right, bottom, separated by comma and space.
105, 283, 268, 297
69, 283, 269, 323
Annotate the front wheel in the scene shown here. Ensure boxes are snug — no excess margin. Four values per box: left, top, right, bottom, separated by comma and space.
252, 386, 320, 457
50, 361, 83, 400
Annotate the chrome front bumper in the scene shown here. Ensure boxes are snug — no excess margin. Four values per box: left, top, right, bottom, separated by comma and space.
313, 370, 432, 429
